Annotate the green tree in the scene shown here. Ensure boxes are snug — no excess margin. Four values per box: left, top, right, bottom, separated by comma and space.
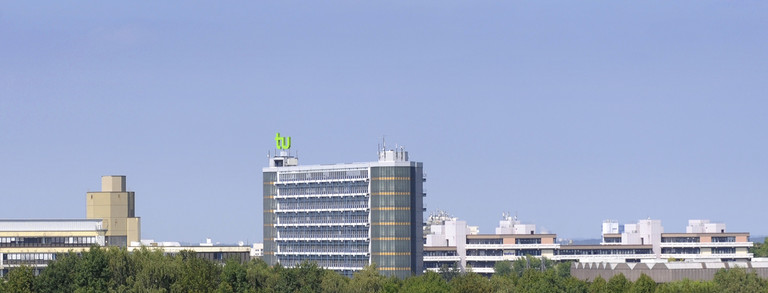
713, 267, 768, 293
244, 258, 271, 291
128, 247, 179, 292
588, 276, 608, 293
559, 276, 588, 293
494, 260, 513, 277
654, 278, 717, 293
217, 258, 250, 293
489, 274, 516, 293
516, 269, 557, 293
438, 263, 461, 282
105, 246, 135, 291
292, 261, 326, 293
381, 275, 402, 293
606, 274, 631, 293
75, 245, 112, 292
512, 256, 555, 277
170, 250, 221, 293
320, 270, 350, 293
348, 264, 386, 293
4, 266, 36, 293
401, 271, 450, 293
35, 251, 80, 293
449, 271, 492, 293
751, 238, 768, 257
628, 274, 655, 293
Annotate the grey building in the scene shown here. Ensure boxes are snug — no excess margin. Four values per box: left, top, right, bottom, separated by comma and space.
263, 144, 424, 278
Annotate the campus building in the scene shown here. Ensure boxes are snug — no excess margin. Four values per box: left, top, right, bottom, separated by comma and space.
129, 238, 253, 264
263, 141, 425, 278
0, 176, 141, 276
87, 175, 141, 247
423, 212, 557, 275
423, 213, 754, 276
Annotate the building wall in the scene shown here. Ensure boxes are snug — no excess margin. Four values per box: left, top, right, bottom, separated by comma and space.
85, 176, 140, 247
262, 171, 278, 266
370, 165, 424, 278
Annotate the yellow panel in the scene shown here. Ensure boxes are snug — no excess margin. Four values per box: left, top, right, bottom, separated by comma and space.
378, 267, 411, 271
372, 222, 410, 226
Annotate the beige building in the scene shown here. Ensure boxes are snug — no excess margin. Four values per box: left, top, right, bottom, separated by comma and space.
1, 175, 142, 276
86, 175, 141, 246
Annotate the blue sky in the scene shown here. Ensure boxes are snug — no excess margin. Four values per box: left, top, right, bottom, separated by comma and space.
2, 2, 767, 243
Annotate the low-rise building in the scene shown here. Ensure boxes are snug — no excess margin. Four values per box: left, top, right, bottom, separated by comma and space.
423, 214, 754, 276
0, 175, 141, 276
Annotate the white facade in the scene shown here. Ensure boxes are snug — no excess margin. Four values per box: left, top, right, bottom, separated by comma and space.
686, 220, 727, 234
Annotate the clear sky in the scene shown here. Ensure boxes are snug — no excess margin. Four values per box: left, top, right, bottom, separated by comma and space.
2, 2, 767, 244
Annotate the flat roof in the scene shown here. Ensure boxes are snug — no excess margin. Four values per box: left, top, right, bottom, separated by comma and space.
467, 234, 557, 239
662, 232, 749, 237
0, 219, 105, 232
560, 245, 652, 250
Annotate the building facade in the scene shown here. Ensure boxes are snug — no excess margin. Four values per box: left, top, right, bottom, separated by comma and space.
263, 146, 424, 278
86, 176, 141, 247
424, 214, 754, 276
0, 175, 141, 276
0, 219, 106, 276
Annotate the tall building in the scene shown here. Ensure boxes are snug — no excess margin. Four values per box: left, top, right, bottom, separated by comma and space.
263, 142, 425, 278
86, 175, 141, 247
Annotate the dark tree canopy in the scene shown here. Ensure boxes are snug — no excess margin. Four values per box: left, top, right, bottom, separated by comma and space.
1, 248, 768, 293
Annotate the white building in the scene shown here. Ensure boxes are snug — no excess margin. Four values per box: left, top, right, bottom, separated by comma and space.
263, 141, 425, 278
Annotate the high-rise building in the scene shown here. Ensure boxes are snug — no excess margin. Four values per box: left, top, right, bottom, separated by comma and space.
263, 143, 425, 278
86, 175, 141, 247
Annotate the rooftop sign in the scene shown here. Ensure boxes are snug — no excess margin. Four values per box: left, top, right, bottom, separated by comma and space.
275, 133, 291, 150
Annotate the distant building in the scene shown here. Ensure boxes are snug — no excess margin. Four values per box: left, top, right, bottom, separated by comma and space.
129, 239, 252, 264
263, 143, 425, 278
0, 176, 142, 276
424, 214, 754, 276
599, 219, 752, 262
424, 213, 557, 275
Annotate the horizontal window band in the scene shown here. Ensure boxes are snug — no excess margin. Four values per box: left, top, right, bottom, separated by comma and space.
264, 210, 274, 213
264, 196, 275, 199
371, 192, 410, 196
264, 182, 275, 185
372, 237, 411, 241
372, 252, 411, 256
264, 224, 274, 226
378, 267, 411, 271
372, 222, 410, 226
371, 207, 411, 211
371, 177, 410, 181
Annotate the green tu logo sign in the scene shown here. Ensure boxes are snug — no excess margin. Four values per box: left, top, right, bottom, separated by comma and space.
275, 133, 291, 149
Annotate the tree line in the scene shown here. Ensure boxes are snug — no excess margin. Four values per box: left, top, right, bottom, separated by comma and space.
1, 246, 767, 292
751, 237, 768, 257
